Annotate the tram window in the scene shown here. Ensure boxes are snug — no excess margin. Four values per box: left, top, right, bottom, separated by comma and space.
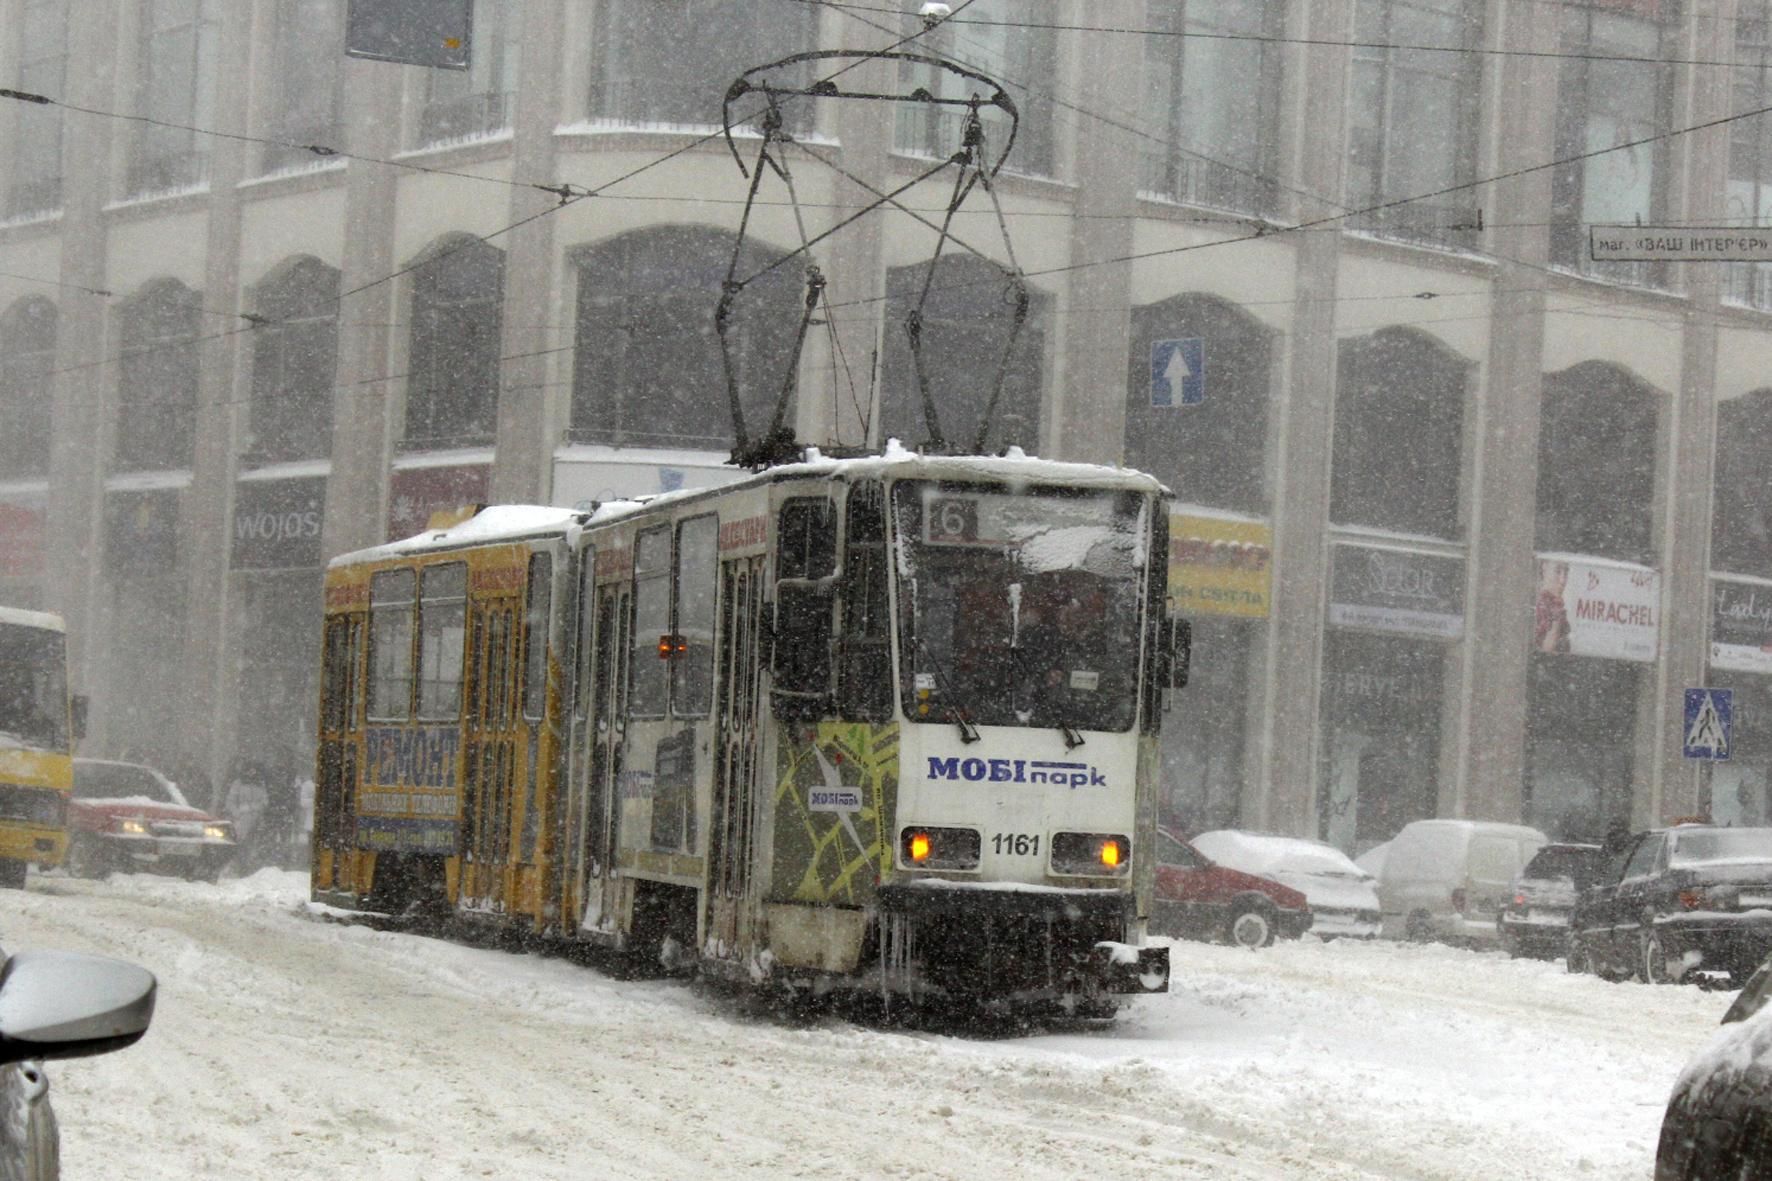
573, 553, 596, 722
323, 618, 350, 730
839, 483, 892, 720
630, 527, 671, 717
367, 568, 416, 720
673, 516, 717, 717
417, 562, 467, 720
523, 553, 552, 720
778, 498, 836, 580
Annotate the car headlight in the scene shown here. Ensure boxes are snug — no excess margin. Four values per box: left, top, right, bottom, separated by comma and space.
203, 824, 231, 842
117, 818, 149, 836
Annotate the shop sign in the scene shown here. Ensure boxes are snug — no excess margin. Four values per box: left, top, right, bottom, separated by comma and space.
387, 464, 490, 541
1328, 544, 1465, 641
231, 477, 325, 571
0, 489, 46, 579
551, 452, 743, 512
1167, 514, 1271, 619
1711, 578, 1772, 674
105, 490, 180, 572
1534, 557, 1659, 663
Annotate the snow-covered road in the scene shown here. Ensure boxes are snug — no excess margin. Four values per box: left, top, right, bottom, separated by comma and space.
2, 871, 1729, 1180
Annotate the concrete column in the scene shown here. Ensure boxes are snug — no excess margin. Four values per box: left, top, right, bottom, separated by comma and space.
175, 1, 252, 771
1254, 0, 1351, 836
46, 1, 119, 679
322, 58, 405, 559
1051, 16, 1138, 465
1457, 0, 1561, 823
1655, 0, 1733, 823
490, 0, 566, 506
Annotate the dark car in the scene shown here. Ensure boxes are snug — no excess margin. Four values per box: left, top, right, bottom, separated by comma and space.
0, 947, 156, 1180
1568, 824, 1772, 985
1656, 953, 1772, 1179
1153, 827, 1312, 949
1497, 841, 1604, 959
66, 759, 235, 883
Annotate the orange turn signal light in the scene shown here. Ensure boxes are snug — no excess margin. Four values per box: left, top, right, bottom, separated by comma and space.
1099, 839, 1122, 869
909, 832, 932, 862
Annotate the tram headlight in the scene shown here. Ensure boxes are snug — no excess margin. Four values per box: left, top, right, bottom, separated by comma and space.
899, 826, 981, 871
1051, 831, 1131, 877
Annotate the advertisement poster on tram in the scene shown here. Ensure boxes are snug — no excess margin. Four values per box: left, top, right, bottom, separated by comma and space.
1534, 556, 1660, 662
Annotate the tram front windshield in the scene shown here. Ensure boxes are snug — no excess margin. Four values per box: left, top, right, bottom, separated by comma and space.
893, 481, 1149, 733
0, 623, 69, 753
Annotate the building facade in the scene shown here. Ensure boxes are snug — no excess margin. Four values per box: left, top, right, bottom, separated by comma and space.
1, 0, 1768, 851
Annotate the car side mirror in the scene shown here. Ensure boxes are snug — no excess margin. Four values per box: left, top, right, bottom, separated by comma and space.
71, 694, 89, 743
0, 950, 156, 1066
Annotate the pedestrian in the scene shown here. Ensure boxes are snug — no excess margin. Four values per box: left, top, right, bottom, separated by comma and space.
222, 758, 271, 874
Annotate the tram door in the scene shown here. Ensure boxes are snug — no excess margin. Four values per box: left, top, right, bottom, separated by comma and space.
315, 613, 363, 890
575, 581, 629, 932
707, 556, 766, 955
463, 591, 520, 909
559, 550, 596, 933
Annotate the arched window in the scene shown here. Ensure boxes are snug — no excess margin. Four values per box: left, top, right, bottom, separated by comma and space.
1713, 389, 1772, 577
116, 278, 200, 470
0, 298, 56, 476
404, 237, 504, 450
571, 227, 802, 451
879, 256, 1049, 454
248, 257, 339, 464
1332, 328, 1468, 538
1536, 361, 1660, 562
1125, 293, 1271, 512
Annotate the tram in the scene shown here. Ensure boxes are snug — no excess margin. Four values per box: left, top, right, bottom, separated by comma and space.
312, 449, 1183, 1012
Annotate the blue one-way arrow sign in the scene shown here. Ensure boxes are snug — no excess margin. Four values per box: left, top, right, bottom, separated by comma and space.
1150, 338, 1205, 408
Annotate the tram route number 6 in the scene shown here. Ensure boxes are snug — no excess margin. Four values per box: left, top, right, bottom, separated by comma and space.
927, 496, 980, 545
993, 832, 1039, 856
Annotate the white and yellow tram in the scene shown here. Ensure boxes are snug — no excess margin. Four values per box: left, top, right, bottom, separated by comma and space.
313, 450, 1182, 1011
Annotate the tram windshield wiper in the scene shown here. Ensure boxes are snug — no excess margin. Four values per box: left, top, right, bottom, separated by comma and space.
913, 632, 979, 744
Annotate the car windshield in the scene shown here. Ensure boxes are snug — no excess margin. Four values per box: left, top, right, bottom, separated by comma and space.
0, 622, 68, 753
1668, 828, 1772, 866
892, 480, 1149, 732
74, 762, 182, 805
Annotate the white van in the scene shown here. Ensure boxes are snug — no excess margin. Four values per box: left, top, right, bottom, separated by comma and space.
1374, 819, 1548, 944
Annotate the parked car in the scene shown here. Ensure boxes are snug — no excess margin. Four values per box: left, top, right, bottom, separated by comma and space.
1190, 830, 1381, 939
1152, 827, 1312, 948
66, 758, 235, 883
1568, 823, 1772, 986
0, 946, 157, 1180
1497, 841, 1605, 959
1370, 819, 1547, 945
1656, 951, 1772, 1179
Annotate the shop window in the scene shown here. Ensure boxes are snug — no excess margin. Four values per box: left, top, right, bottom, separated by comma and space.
115, 278, 201, 471
1550, 1, 1678, 286
130, 0, 221, 194
1536, 361, 1659, 562
247, 256, 339, 464
1526, 655, 1639, 843
672, 517, 717, 717
570, 226, 801, 451
1713, 390, 1772, 578
1727, 10, 1772, 308
894, 0, 1056, 176
522, 553, 551, 720
8, 0, 66, 216
417, 563, 467, 720
260, 0, 343, 173
1332, 328, 1467, 538
1160, 615, 1250, 834
1345, 0, 1483, 249
1141, 0, 1282, 217
367, 568, 416, 720
589, 0, 815, 131
880, 256, 1048, 454
404, 236, 504, 450
0, 298, 56, 478
234, 569, 324, 780
629, 527, 671, 718
1711, 677, 1772, 826
1126, 293, 1271, 513
415, 0, 518, 146
1318, 629, 1444, 852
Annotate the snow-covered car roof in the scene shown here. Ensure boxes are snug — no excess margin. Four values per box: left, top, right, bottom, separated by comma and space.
1192, 830, 1370, 879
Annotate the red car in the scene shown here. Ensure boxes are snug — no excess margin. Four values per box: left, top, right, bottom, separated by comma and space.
1154, 827, 1312, 948
66, 759, 235, 883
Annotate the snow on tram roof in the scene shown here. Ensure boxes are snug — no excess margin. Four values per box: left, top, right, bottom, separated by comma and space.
333, 445, 1167, 567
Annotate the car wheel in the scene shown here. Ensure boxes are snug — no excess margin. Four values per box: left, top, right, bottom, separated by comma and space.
64, 835, 104, 879
1642, 929, 1684, 985
1565, 936, 1590, 975
1227, 904, 1275, 949
1405, 911, 1433, 943
0, 858, 26, 889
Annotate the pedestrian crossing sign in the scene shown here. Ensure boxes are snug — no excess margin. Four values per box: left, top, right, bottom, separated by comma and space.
1683, 687, 1733, 761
